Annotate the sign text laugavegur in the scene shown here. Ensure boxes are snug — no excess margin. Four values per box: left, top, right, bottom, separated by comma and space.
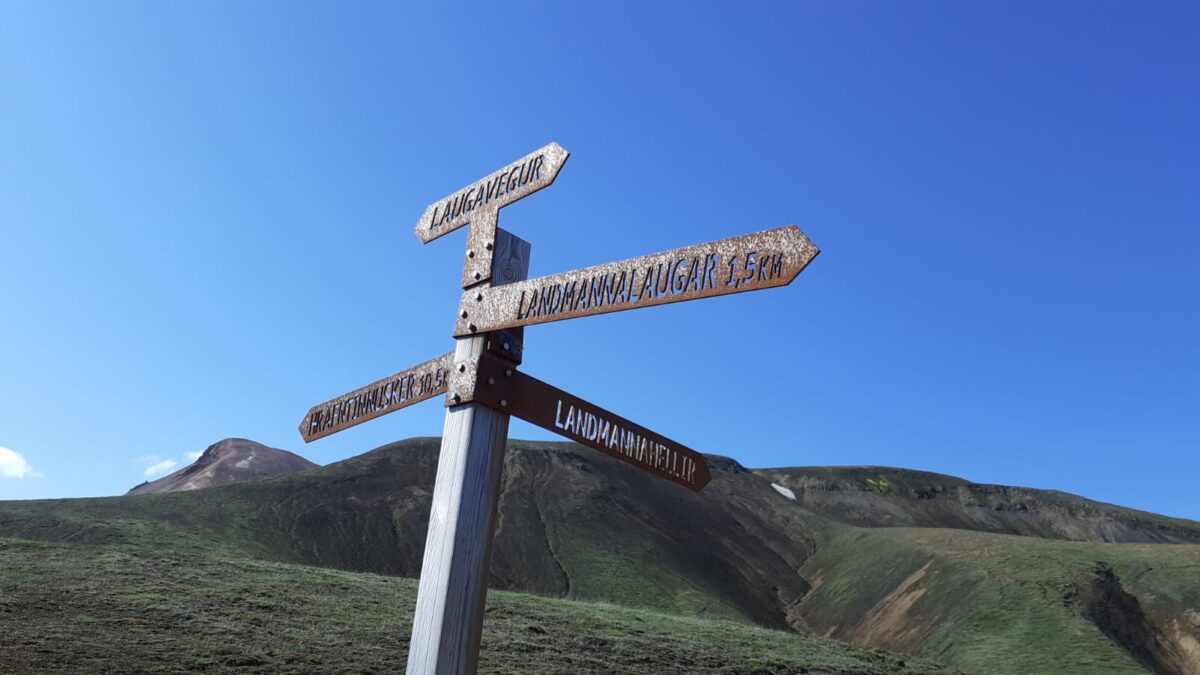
427, 153, 546, 234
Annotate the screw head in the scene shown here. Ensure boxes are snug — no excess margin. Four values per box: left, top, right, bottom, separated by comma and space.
500, 399, 508, 407
502, 342, 510, 351
505, 369, 513, 377
488, 377, 495, 385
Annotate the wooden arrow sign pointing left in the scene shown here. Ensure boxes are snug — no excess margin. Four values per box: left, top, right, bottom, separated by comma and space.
299, 352, 454, 443
450, 353, 712, 491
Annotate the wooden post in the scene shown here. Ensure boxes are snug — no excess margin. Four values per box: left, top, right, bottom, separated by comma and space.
406, 228, 530, 675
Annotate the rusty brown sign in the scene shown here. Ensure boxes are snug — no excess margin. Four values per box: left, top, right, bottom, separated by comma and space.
299, 352, 453, 443
454, 225, 819, 336
452, 354, 712, 491
414, 142, 569, 245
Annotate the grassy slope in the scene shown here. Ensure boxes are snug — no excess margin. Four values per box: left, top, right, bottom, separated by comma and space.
0, 537, 945, 675
796, 522, 1200, 674
0, 439, 821, 631
3, 441, 1199, 673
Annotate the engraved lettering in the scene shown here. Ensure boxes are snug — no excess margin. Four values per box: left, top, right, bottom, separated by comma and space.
609, 271, 626, 306
703, 254, 718, 290
562, 280, 578, 312
589, 275, 608, 309
656, 262, 672, 298
671, 258, 690, 294
639, 265, 655, 299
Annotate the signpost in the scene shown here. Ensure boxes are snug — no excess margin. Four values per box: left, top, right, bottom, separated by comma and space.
297, 142, 820, 674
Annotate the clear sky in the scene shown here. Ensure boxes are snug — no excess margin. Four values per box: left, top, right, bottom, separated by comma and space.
1, 2, 1197, 519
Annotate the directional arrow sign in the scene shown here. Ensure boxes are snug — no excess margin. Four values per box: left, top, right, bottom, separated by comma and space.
414, 142, 569, 245
454, 225, 819, 336
453, 354, 712, 491
299, 352, 453, 443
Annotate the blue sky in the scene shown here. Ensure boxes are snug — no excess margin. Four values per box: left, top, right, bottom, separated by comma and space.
1, 2, 1197, 519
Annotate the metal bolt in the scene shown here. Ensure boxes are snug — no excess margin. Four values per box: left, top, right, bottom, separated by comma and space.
505, 369, 513, 377
487, 377, 495, 385
502, 342, 510, 351
500, 399, 508, 407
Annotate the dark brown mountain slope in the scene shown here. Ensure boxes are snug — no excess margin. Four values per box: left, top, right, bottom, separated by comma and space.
126, 438, 318, 495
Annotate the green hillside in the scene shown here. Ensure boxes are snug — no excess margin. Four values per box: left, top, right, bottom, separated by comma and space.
0, 537, 942, 674
794, 523, 1200, 674
2, 438, 1198, 673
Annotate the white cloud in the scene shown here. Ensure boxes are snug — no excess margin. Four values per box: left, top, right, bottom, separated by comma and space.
0, 447, 43, 479
143, 458, 178, 479
136, 450, 200, 482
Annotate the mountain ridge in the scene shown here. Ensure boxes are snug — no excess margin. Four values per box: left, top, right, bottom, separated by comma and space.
4, 437, 1197, 673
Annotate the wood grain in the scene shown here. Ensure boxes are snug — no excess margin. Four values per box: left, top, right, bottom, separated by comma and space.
406, 229, 530, 675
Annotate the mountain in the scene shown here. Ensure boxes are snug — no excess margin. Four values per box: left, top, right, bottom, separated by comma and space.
3, 438, 1198, 673
759, 465, 1200, 544
126, 438, 318, 495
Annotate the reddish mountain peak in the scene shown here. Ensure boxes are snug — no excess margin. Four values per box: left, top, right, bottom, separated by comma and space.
127, 438, 319, 495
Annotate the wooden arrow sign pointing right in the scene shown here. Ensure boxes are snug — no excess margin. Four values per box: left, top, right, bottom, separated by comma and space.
452, 354, 712, 491
454, 225, 819, 336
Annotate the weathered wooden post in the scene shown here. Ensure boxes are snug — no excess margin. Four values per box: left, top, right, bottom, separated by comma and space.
405, 229, 529, 674
295, 141, 819, 675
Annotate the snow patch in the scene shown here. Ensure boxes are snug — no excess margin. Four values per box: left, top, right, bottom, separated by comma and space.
770, 483, 796, 500
235, 451, 256, 469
